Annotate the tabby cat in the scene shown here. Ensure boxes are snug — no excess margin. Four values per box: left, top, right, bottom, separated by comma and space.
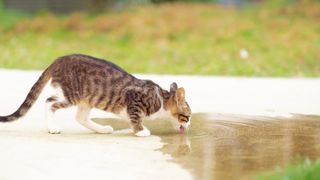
0, 54, 191, 137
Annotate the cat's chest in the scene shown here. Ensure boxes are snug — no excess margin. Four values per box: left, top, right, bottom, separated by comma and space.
144, 107, 171, 121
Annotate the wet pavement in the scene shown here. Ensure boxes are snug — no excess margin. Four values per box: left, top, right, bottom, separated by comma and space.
96, 113, 320, 180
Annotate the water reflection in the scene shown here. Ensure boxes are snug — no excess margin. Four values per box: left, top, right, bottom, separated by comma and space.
94, 113, 320, 180
160, 114, 320, 180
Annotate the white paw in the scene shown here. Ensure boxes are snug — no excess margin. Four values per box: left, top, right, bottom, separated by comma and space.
135, 128, 151, 137
48, 126, 61, 134
97, 125, 114, 134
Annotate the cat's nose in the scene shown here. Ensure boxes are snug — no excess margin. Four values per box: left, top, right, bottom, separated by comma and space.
181, 122, 190, 129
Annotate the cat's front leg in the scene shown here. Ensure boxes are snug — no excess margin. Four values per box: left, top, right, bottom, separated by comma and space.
135, 126, 150, 137
130, 117, 150, 137
127, 105, 150, 137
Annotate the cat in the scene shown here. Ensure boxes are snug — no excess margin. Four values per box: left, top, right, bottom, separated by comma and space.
0, 54, 191, 137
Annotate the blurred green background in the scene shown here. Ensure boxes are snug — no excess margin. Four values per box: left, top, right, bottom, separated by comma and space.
0, 0, 319, 77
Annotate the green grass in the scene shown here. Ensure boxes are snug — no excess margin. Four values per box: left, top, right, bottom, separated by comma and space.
0, 2, 319, 76
257, 159, 320, 180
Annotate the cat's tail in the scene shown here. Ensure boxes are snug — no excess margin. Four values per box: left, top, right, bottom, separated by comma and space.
0, 68, 52, 122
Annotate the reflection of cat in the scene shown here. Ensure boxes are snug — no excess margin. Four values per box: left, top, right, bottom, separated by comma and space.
163, 134, 191, 157
175, 135, 191, 157
0, 54, 191, 136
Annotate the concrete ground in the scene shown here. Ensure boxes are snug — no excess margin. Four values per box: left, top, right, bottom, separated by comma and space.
0, 69, 319, 180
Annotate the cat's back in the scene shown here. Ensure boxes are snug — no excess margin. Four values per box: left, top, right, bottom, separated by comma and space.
49, 54, 136, 87
51, 54, 129, 76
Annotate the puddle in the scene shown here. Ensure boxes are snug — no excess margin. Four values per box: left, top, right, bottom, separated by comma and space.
94, 113, 320, 180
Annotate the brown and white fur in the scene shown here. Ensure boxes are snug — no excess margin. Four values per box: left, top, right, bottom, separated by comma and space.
0, 54, 191, 137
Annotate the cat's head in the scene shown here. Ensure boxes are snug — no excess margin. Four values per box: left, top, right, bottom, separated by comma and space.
166, 82, 192, 133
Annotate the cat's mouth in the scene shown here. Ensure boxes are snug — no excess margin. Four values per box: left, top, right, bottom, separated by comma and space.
179, 125, 186, 134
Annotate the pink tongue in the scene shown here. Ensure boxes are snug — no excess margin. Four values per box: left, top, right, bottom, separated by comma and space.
179, 126, 185, 134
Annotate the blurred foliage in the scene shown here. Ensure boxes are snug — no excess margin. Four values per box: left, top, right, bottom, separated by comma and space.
257, 159, 320, 180
0, 1, 319, 76
150, 0, 218, 3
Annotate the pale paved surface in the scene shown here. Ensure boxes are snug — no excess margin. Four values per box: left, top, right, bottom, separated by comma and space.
0, 69, 319, 180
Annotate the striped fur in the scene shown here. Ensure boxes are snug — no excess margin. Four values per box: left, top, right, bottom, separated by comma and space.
0, 54, 192, 135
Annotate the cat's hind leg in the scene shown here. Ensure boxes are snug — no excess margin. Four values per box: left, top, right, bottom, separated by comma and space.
76, 104, 113, 134
46, 97, 72, 134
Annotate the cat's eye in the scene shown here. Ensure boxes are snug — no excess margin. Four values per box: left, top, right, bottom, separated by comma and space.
178, 114, 190, 122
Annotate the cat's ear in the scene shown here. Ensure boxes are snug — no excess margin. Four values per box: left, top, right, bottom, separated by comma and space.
170, 82, 178, 96
175, 87, 185, 103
